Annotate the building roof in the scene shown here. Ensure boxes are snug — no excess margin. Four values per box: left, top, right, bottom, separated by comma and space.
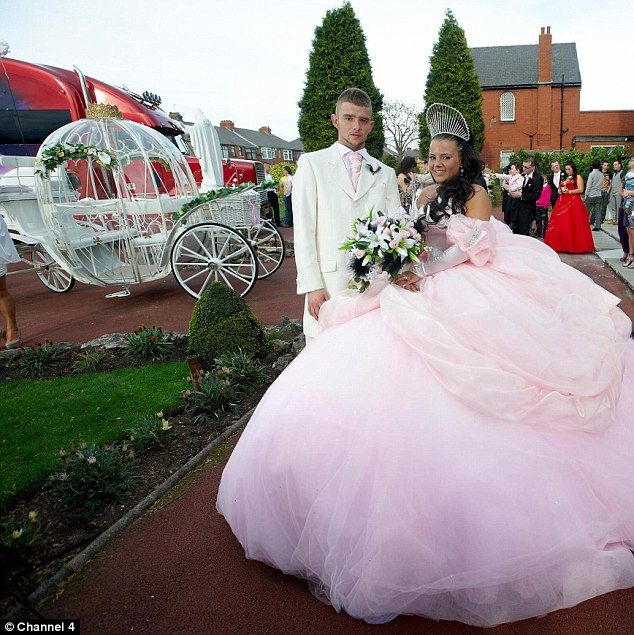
234, 127, 293, 150
215, 126, 258, 148
470, 43, 581, 88
288, 138, 304, 151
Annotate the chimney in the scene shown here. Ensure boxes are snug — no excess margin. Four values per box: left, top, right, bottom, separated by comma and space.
259, 126, 271, 135
220, 120, 235, 130
538, 26, 552, 83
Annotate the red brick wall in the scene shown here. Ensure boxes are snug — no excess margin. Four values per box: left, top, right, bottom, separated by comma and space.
577, 110, 634, 135
480, 85, 631, 169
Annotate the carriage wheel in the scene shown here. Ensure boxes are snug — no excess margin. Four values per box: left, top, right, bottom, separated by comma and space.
241, 220, 286, 279
29, 245, 76, 293
170, 222, 258, 299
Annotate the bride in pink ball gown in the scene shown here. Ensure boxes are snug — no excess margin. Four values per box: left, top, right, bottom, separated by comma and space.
216, 107, 634, 627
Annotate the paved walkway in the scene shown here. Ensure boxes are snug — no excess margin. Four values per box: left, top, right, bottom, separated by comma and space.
41, 436, 634, 634
593, 222, 634, 291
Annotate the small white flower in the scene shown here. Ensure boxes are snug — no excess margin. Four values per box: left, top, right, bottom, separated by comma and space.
87, 455, 97, 464
28, 511, 38, 523
12, 529, 23, 540
97, 151, 112, 165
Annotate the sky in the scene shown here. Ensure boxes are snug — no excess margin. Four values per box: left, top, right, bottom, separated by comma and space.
2, 0, 631, 142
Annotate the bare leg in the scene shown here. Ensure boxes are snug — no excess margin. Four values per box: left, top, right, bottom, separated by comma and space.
0, 274, 19, 343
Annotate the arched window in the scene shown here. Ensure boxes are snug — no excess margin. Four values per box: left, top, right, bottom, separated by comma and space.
500, 92, 515, 121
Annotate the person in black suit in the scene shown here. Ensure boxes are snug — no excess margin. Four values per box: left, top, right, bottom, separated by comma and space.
548, 159, 566, 209
509, 156, 544, 236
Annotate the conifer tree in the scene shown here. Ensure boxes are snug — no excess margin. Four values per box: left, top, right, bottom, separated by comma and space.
419, 10, 484, 154
298, 2, 385, 156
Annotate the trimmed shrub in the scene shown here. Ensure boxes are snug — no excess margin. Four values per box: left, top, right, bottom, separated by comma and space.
420, 9, 484, 154
297, 2, 385, 156
188, 282, 265, 369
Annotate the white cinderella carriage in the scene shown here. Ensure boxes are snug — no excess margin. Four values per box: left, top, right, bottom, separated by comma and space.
0, 105, 285, 297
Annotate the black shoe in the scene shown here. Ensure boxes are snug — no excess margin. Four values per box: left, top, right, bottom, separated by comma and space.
592, 227, 601, 231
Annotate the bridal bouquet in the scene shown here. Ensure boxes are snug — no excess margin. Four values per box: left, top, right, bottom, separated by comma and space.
340, 207, 427, 292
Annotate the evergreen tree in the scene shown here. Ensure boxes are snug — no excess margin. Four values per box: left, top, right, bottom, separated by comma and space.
298, 2, 385, 156
419, 10, 484, 155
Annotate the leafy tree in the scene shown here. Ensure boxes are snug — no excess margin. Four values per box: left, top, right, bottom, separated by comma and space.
269, 163, 296, 181
419, 10, 484, 154
383, 100, 420, 160
380, 152, 399, 171
298, 2, 385, 156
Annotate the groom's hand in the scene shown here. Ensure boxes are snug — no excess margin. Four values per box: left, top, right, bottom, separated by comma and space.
307, 289, 330, 320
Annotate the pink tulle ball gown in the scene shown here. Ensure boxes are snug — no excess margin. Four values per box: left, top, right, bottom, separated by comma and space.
216, 213, 634, 627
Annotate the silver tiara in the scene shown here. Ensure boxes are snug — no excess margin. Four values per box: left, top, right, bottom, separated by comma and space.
426, 103, 470, 141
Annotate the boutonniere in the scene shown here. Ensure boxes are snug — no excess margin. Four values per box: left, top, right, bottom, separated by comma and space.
367, 163, 382, 175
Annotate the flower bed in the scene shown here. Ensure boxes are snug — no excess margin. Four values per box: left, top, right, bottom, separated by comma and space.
0, 318, 304, 615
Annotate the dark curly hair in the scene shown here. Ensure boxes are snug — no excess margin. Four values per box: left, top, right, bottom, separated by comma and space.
426, 134, 482, 224
396, 156, 417, 176
564, 160, 579, 180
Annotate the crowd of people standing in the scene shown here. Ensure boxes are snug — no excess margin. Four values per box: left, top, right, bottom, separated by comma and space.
497, 155, 632, 259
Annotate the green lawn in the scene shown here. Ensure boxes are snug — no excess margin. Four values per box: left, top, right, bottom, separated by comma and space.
0, 361, 189, 508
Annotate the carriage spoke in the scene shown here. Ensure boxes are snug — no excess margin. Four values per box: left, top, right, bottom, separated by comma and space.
178, 244, 211, 261
222, 245, 253, 261
174, 259, 208, 268
179, 267, 212, 285
192, 233, 214, 260
197, 270, 218, 296
220, 267, 254, 284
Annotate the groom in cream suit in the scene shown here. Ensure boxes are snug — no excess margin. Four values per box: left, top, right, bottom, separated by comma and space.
293, 88, 400, 339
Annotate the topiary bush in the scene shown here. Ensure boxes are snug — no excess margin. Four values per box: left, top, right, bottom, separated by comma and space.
188, 282, 265, 369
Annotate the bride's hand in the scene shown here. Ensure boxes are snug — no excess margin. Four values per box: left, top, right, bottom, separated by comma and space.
394, 271, 423, 292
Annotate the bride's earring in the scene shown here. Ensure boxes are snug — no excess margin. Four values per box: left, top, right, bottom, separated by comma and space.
460, 166, 465, 176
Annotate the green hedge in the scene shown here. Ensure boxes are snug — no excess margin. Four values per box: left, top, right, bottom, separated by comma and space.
508, 147, 628, 177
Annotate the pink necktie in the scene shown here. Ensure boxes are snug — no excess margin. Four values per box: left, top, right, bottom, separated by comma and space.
348, 152, 363, 190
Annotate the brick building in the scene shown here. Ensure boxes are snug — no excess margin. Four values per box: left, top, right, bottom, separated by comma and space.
470, 27, 634, 169
168, 113, 302, 164
218, 120, 301, 164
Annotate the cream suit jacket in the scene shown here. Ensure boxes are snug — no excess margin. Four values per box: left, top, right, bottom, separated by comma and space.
292, 143, 400, 337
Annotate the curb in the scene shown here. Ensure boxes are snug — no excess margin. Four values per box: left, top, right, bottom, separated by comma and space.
596, 227, 634, 293
603, 257, 634, 293
6, 407, 255, 620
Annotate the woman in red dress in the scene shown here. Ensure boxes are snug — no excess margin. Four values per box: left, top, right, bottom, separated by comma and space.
544, 160, 595, 253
